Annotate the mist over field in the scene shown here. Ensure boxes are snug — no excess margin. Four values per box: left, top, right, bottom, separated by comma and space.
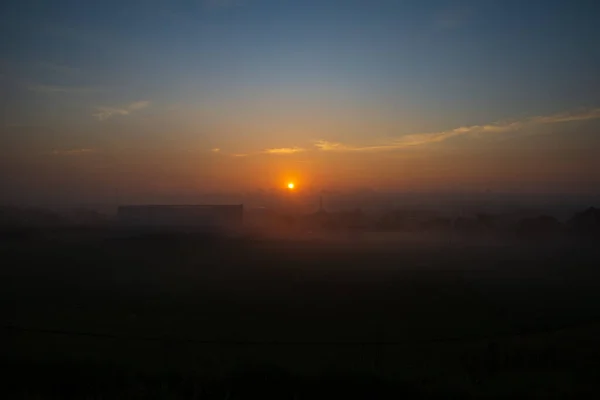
3, 194, 600, 397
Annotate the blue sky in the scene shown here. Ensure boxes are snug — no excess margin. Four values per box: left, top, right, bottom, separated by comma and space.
2, 0, 600, 202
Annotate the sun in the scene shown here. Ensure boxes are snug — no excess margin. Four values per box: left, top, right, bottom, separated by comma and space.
287, 182, 295, 190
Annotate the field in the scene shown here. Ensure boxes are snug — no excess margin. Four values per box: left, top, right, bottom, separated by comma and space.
2, 230, 600, 397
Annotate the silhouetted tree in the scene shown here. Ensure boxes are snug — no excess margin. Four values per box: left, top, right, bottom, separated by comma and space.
517, 215, 563, 237
568, 207, 600, 236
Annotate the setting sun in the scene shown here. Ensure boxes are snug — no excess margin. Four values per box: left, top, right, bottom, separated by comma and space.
287, 183, 295, 189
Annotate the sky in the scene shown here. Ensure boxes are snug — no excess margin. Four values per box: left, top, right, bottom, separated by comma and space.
2, 0, 600, 205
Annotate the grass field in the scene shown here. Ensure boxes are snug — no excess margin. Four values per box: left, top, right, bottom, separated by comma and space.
2, 231, 600, 397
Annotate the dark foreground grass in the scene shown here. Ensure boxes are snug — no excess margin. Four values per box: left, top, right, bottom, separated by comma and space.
2, 362, 427, 399
2, 231, 600, 397
4, 323, 600, 398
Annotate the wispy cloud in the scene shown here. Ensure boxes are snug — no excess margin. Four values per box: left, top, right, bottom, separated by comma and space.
315, 108, 600, 152
529, 108, 600, 124
28, 84, 104, 94
93, 100, 150, 121
212, 107, 600, 157
313, 140, 391, 153
263, 147, 306, 155
213, 147, 305, 158
51, 148, 96, 156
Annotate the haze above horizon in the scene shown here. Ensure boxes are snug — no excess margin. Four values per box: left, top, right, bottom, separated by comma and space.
2, 0, 600, 205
